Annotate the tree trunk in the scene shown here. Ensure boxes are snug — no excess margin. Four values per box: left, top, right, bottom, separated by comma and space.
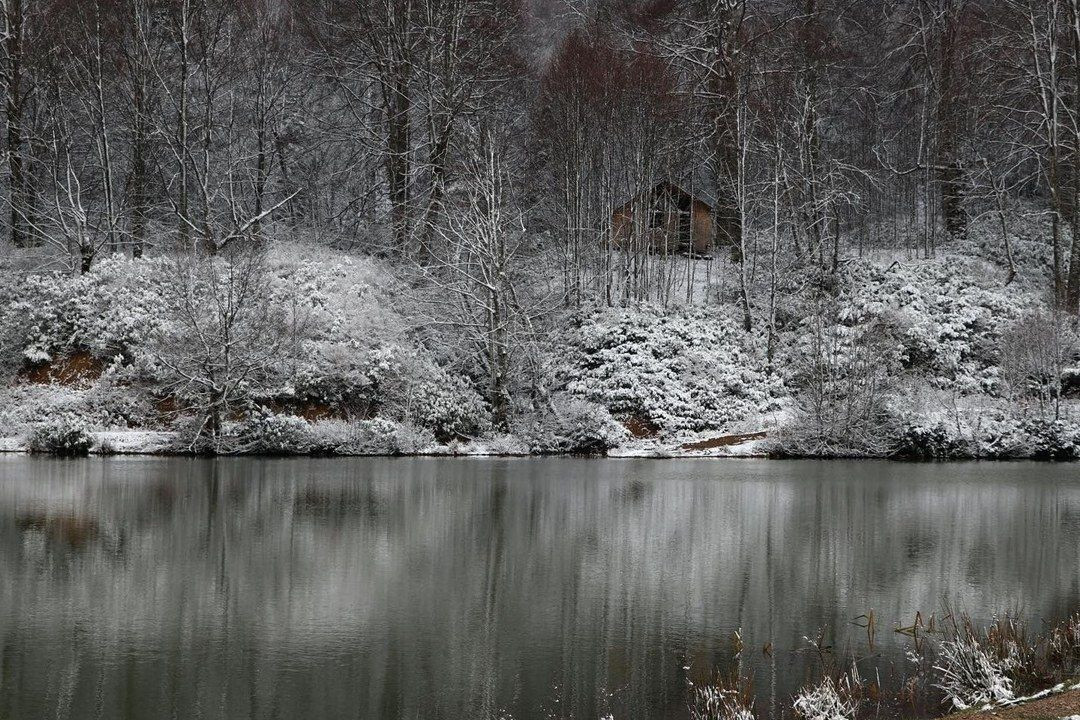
130, 71, 148, 258
1065, 0, 1080, 311
4, 0, 26, 248
710, 6, 742, 262
936, 3, 967, 239
386, 61, 411, 255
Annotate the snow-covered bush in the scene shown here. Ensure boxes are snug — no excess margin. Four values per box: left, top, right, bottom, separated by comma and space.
792, 668, 862, 720
818, 258, 1032, 395
688, 680, 755, 720
388, 421, 437, 454
233, 412, 315, 455
517, 395, 627, 454
934, 632, 1015, 710
779, 310, 903, 457
399, 373, 490, 441
309, 417, 402, 455
146, 247, 317, 447
270, 251, 412, 413
1017, 419, 1080, 459
291, 342, 385, 413
27, 415, 94, 456
999, 310, 1077, 415
0, 377, 157, 436
82, 375, 160, 430
557, 306, 772, 432
0, 256, 167, 367
955, 206, 1056, 286
468, 433, 530, 456
894, 420, 971, 459
0, 385, 93, 436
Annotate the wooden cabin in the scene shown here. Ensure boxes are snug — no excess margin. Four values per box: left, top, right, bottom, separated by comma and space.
611, 180, 715, 256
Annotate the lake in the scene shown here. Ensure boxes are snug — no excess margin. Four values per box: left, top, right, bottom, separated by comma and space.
0, 457, 1077, 719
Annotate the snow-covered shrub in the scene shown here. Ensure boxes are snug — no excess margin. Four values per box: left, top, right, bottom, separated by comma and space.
0, 385, 93, 436
1000, 310, 1077, 415
468, 433, 530, 456
233, 412, 315, 455
0, 271, 97, 365
557, 306, 772, 432
291, 342, 386, 413
954, 206, 1055, 285
80, 256, 170, 360
779, 309, 903, 457
27, 415, 94, 456
83, 374, 160, 429
399, 373, 490, 441
688, 679, 755, 720
388, 421, 437, 454
792, 668, 862, 720
0, 256, 168, 367
934, 632, 1015, 710
517, 395, 627, 454
270, 251, 412, 413
146, 247, 316, 448
309, 417, 402, 455
0, 374, 161, 438
1019, 419, 1080, 459
819, 258, 1032, 395
894, 420, 971, 459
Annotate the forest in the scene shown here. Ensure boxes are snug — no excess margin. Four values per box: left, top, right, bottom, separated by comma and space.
0, 0, 1079, 458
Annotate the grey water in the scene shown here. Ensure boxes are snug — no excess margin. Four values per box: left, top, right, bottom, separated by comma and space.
0, 457, 1078, 720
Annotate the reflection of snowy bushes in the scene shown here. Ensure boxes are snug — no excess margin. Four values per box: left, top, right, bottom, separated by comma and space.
558, 306, 774, 432
934, 632, 1015, 710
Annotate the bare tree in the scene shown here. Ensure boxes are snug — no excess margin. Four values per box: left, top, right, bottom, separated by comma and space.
422, 126, 529, 428
150, 243, 307, 450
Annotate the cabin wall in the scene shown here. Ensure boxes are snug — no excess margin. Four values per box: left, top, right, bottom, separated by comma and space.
691, 200, 713, 255
611, 193, 715, 255
612, 205, 634, 247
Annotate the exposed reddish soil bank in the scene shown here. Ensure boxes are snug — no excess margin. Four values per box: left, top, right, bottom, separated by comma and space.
680, 431, 768, 451
960, 690, 1080, 720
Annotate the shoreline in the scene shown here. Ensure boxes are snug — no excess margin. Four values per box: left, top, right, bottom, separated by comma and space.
954, 682, 1080, 720
3, 429, 1080, 460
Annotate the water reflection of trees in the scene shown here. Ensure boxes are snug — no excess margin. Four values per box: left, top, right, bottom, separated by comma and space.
0, 458, 1077, 719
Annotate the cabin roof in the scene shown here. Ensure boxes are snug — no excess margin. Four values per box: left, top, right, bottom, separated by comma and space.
612, 172, 717, 214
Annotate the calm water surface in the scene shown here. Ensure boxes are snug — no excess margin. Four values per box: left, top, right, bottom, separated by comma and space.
0, 457, 1078, 719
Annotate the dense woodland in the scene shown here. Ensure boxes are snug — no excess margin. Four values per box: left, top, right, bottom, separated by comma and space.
1, 0, 1080, 457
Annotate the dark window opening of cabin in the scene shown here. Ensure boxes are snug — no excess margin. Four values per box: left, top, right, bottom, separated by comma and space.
676, 193, 692, 251
649, 189, 668, 230
644, 185, 696, 252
